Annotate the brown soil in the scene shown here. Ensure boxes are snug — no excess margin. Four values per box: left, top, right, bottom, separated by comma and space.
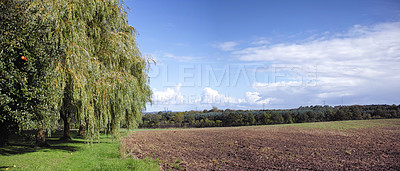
122, 120, 400, 170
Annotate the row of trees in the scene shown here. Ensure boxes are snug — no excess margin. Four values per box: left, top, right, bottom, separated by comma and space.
0, 0, 151, 146
140, 105, 400, 128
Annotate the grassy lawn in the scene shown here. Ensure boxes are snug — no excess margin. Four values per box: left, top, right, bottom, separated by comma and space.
288, 118, 400, 130
0, 130, 159, 171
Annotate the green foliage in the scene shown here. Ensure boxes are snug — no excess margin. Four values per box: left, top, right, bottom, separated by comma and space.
139, 104, 400, 129
296, 113, 309, 123
243, 112, 255, 125
271, 113, 284, 124
185, 113, 195, 124
0, 0, 61, 145
211, 106, 218, 112
222, 110, 241, 126
260, 112, 272, 125
1, 0, 152, 144
335, 109, 348, 121
283, 112, 293, 124
351, 107, 362, 120
27, 0, 152, 141
173, 112, 184, 125
306, 111, 317, 122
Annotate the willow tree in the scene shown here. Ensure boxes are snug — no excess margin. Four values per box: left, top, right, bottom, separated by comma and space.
30, 0, 152, 141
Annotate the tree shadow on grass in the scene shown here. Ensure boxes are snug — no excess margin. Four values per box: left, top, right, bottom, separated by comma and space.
46, 138, 85, 145
1, 130, 117, 156
0, 143, 36, 155
0, 133, 83, 156
0, 140, 80, 156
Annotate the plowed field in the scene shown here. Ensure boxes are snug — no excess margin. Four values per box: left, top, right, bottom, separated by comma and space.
122, 119, 400, 170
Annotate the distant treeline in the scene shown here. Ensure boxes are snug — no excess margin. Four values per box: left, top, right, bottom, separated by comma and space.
139, 105, 400, 128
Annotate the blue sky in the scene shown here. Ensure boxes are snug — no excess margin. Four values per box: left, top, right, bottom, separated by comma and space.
125, 0, 400, 112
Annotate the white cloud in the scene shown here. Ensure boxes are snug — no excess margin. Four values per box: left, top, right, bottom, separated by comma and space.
164, 53, 196, 62
212, 41, 240, 51
239, 22, 400, 106
250, 37, 270, 45
245, 92, 273, 105
201, 87, 245, 104
199, 87, 276, 108
152, 83, 184, 105
150, 85, 273, 109
235, 22, 400, 64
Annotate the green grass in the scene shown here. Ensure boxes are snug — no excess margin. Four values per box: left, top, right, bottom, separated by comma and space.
0, 131, 159, 171
288, 119, 400, 130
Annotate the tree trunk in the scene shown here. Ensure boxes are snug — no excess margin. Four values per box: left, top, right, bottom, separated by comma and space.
60, 75, 73, 141
63, 117, 71, 139
0, 132, 8, 147
78, 125, 85, 136
36, 129, 49, 147
0, 123, 9, 146
60, 111, 72, 141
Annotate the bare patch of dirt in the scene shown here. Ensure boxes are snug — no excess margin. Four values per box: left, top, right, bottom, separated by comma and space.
122, 120, 400, 170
